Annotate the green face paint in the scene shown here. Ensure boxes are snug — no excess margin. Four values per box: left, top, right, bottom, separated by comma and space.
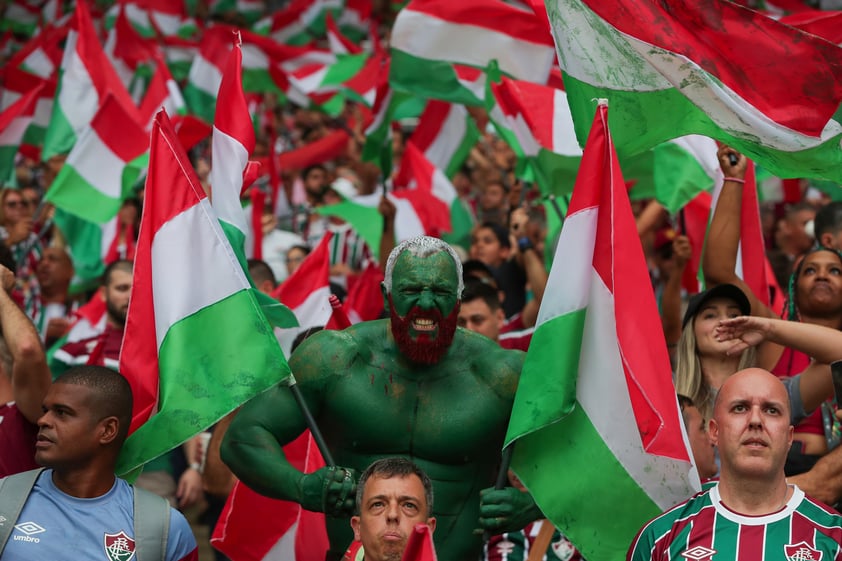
389, 251, 460, 319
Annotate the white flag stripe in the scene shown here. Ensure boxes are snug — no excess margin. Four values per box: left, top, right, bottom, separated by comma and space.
210, 126, 250, 234
151, 199, 250, 349
392, 10, 554, 83
58, 40, 100, 133
188, 55, 224, 96
550, 90, 583, 156
424, 105, 467, 169
0, 116, 32, 146
580, 272, 700, 508
67, 129, 127, 199
535, 206, 597, 325
430, 169, 457, 206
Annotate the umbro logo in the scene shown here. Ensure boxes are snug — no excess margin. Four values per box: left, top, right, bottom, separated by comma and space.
13, 521, 45, 544
14, 521, 45, 535
681, 546, 717, 561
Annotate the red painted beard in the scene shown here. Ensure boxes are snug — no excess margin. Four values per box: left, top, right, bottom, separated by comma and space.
389, 298, 459, 365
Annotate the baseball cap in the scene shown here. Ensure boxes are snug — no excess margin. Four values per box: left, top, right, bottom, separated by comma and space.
682, 284, 751, 327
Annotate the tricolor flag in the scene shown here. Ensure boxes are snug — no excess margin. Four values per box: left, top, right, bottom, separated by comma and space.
183, 27, 230, 123
210, 36, 298, 330
394, 142, 473, 245
0, 68, 56, 161
273, 232, 334, 333
42, 0, 140, 160
548, 0, 842, 183
488, 75, 582, 196
0, 83, 43, 182
505, 102, 699, 561
138, 53, 187, 130
401, 100, 479, 180
389, 0, 555, 105
116, 109, 291, 476
325, 11, 362, 55
210, 38, 254, 260
253, 0, 342, 45
45, 94, 149, 224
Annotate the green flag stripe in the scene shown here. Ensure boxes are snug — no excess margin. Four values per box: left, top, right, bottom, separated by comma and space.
116, 289, 289, 475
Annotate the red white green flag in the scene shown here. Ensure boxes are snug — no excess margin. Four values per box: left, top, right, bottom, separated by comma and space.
0, 82, 42, 182
389, 0, 555, 105
45, 94, 149, 224
116, 109, 291, 475
548, 0, 842, 183
505, 102, 699, 561
42, 0, 140, 160
400, 100, 479, 179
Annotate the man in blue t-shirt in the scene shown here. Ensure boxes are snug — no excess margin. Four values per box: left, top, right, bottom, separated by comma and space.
1, 365, 198, 561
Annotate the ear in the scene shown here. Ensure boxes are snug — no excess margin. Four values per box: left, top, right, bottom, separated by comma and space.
820, 232, 836, 249
494, 308, 505, 330
98, 416, 120, 446
258, 279, 275, 295
426, 517, 436, 534
708, 418, 719, 447
350, 515, 361, 541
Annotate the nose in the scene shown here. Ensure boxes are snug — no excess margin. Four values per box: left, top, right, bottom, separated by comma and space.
386, 501, 400, 523
418, 288, 435, 308
748, 405, 763, 428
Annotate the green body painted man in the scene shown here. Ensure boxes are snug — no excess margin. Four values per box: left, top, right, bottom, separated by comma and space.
222, 236, 540, 561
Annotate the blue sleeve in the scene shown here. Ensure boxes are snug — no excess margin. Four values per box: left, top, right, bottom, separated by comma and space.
166, 509, 198, 561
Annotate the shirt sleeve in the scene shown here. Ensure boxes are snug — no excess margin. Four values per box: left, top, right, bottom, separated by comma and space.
167, 509, 199, 561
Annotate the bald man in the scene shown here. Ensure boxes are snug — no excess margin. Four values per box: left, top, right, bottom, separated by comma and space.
629, 369, 842, 561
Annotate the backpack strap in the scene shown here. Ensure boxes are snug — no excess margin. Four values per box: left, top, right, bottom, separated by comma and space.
0, 468, 45, 556
132, 485, 170, 561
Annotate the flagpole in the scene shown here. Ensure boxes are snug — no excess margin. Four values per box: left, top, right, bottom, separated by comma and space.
287, 380, 336, 466
483, 443, 515, 542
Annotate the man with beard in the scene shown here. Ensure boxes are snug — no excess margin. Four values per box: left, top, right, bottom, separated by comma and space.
49, 259, 132, 377
223, 236, 534, 561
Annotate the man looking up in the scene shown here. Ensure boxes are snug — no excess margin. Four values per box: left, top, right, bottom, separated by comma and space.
223, 236, 534, 561
628, 369, 842, 561
347, 457, 436, 561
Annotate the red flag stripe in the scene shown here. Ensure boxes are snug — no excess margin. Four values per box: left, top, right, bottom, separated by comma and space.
579, 0, 842, 136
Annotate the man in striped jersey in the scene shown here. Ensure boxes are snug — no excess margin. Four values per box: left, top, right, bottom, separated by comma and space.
628, 368, 842, 561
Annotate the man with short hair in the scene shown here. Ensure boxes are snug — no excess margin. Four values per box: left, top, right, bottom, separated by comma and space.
347, 457, 436, 561
458, 279, 531, 351
0, 365, 198, 560
223, 236, 534, 561
628, 369, 842, 561
49, 259, 132, 376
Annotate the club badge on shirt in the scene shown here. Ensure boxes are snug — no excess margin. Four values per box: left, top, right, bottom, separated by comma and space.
103, 530, 136, 561
785, 541, 822, 561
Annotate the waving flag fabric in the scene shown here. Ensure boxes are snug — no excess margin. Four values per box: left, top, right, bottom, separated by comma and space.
547, 0, 842, 182
0, 83, 42, 182
390, 0, 555, 104
42, 0, 139, 160
116, 110, 291, 475
505, 102, 699, 561
45, 94, 149, 224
